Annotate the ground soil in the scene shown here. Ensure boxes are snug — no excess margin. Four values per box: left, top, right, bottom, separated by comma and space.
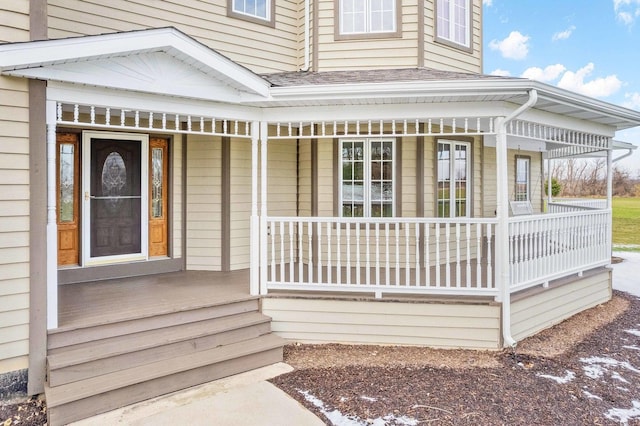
0, 291, 635, 426
271, 291, 640, 425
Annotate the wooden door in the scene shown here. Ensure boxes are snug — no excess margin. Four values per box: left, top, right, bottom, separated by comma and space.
57, 133, 80, 265
89, 139, 142, 258
149, 138, 168, 256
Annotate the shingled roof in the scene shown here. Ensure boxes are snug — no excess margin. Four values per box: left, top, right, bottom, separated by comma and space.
262, 67, 515, 87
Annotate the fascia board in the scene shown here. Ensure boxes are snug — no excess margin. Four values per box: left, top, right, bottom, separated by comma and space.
0, 27, 270, 98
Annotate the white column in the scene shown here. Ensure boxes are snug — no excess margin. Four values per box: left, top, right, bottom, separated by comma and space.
494, 117, 509, 304
46, 101, 58, 329
249, 121, 260, 296
606, 141, 613, 208
259, 121, 268, 295
547, 156, 552, 208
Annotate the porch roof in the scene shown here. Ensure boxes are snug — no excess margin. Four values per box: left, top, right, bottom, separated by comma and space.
261, 69, 640, 131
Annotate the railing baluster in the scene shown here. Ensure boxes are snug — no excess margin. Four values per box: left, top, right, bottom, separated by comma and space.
455, 223, 461, 288
425, 224, 430, 286
445, 223, 451, 287
298, 221, 303, 285
279, 221, 285, 283
395, 223, 400, 286
415, 223, 421, 287
486, 224, 492, 289
289, 221, 294, 283
317, 222, 322, 284
435, 223, 440, 287
327, 223, 332, 285
405, 223, 410, 286
336, 222, 342, 285
308, 222, 313, 284
375, 223, 380, 286
355, 223, 361, 285
466, 223, 471, 288
365, 223, 370, 286
385, 223, 390, 286
346, 223, 351, 285
476, 223, 481, 288
270, 220, 276, 283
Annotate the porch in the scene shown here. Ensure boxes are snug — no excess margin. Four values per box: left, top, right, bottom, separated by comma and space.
46, 271, 285, 426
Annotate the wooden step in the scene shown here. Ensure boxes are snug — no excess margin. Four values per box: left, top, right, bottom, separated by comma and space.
46, 333, 285, 426
48, 298, 260, 349
47, 312, 273, 386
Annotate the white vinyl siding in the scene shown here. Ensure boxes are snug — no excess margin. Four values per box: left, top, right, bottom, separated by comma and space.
47, 0, 300, 73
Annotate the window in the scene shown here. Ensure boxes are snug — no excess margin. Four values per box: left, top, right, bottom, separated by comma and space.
340, 139, 395, 217
228, 0, 274, 25
515, 156, 530, 201
339, 0, 397, 35
436, 0, 471, 49
437, 140, 470, 217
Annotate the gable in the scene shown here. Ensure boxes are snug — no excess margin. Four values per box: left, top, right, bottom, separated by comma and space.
0, 27, 270, 103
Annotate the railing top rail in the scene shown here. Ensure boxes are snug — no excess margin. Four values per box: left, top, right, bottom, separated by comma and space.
266, 216, 499, 225
508, 208, 610, 224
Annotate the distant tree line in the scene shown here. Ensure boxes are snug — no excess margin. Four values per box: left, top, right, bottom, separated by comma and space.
547, 159, 638, 197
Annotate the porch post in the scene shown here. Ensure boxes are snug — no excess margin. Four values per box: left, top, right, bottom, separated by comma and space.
606, 140, 613, 208
259, 121, 268, 295
547, 156, 552, 208
494, 117, 509, 305
250, 121, 260, 296
46, 100, 58, 329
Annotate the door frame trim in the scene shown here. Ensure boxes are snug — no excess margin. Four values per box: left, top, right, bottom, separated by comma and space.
81, 131, 149, 266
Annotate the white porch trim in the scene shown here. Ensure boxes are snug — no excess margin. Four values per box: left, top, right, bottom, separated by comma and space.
46, 101, 58, 330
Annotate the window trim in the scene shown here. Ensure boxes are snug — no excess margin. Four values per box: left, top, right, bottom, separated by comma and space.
334, 0, 402, 41
515, 155, 531, 202
338, 138, 397, 218
435, 139, 472, 218
434, 0, 473, 53
227, 0, 276, 28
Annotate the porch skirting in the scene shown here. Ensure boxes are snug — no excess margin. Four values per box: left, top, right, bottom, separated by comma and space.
263, 267, 613, 350
510, 268, 612, 342
262, 297, 502, 349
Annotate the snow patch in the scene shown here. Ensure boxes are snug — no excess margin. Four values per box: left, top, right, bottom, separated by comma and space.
360, 396, 377, 402
297, 389, 418, 426
537, 370, 575, 384
611, 372, 630, 383
623, 345, 640, 351
580, 356, 640, 380
605, 400, 640, 425
582, 390, 602, 400
625, 329, 640, 337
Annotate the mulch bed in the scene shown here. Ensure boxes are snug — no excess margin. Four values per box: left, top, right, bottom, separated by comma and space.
271, 290, 640, 425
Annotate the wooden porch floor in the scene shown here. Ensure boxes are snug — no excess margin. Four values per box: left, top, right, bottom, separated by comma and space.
57, 270, 250, 328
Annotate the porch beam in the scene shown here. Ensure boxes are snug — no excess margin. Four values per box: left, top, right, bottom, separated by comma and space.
46, 100, 58, 330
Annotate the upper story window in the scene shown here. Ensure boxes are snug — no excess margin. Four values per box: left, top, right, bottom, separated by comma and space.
228, 0, 275, 26
340, 139, 395, 218
435, 0, 471, 50
338, 0, 399, 38
437, 140, 470, 217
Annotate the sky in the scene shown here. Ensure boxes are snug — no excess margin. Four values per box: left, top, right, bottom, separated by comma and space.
483, 0, 640, 176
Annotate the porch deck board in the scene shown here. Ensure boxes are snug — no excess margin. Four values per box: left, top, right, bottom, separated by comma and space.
57, 270, 250, 328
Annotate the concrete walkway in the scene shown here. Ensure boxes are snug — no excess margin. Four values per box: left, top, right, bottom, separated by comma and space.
612, 250, 640, 297
70, 363, 325, 426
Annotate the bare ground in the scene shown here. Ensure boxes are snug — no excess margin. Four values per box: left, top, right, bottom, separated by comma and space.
271, 291, 640, 425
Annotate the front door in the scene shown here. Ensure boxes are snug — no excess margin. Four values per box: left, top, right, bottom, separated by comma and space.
82, 131, 149, 265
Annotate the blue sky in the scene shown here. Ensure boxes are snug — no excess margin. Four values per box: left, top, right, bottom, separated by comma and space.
483, 0, 640, 175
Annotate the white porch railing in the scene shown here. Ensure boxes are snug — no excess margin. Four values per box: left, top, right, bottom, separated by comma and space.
508, 210, 611, 292
264, 217, 498, 297
547, 198, 607, 213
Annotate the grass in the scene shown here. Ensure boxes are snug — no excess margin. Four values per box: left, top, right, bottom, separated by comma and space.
612, 197, 640, 251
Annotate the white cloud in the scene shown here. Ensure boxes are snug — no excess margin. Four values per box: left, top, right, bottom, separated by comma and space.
557, 63, 622, 98
490, 68, 511, 77
488, 31, 530, 60
552, 25, 576, 41
483, 0, 493, 6
613, 0, 640, 26
623, 92, 640, 109
521, 64, 566, 82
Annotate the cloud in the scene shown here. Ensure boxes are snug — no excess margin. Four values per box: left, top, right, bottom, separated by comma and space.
613, 0, 640, 26
483, 0, 493, 6
557, 63, 622, 98
521, 64, 566, 82
623, 92, 640, 109
552, 25, 576, 41
488, 31, 530, 60
490, 68, 511, 77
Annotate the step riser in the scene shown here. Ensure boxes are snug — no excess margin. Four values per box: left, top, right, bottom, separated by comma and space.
48, 347, 284, 426
49, 321, 272, 386
48, 299, 260, 349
